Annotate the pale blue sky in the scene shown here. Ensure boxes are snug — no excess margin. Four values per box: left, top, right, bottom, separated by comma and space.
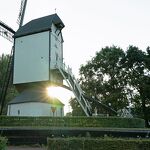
1, 0, 150, 76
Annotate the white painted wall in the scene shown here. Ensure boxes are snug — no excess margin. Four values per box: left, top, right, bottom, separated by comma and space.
50, 23, 63, 69
7, 102, 64, 117
13, 31, 50, 84
13, 24, 64, 85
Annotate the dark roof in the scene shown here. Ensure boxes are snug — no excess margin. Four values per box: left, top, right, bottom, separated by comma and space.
8, 88, 64, 106
14, 13, 65, 38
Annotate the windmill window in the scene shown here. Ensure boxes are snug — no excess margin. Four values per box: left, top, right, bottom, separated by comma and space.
56, 53, 58, 61
18, 110, 20, 115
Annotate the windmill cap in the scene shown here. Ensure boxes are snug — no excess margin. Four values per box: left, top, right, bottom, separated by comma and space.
14, 13, 65, 38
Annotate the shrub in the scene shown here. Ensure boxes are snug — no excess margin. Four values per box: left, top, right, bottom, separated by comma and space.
0, 137, 7, 150
47, 138, 68, 150
47, 137, 150, 150
0, 116, 145, 128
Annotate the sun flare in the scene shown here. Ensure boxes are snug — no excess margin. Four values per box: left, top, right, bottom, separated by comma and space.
46, 86, 59, 98
46, 86, 74, 114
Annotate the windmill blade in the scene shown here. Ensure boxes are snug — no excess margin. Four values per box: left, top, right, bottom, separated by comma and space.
17, 0, 28, 28
0, 21, 15, 42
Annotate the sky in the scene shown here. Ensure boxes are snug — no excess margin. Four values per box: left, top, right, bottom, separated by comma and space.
1, 0, 150, 76
1, 0, 150, 114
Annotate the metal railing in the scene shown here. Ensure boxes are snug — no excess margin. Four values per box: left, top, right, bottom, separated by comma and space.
55, 60, 92, 116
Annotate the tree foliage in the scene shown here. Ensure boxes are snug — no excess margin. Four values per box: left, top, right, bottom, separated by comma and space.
69, 97, 85, 116
79, 46, 129, 111
124, 46, 150, 126
0, 54, 17, 114
70, 46, 150, 127
0, 54, 9, 86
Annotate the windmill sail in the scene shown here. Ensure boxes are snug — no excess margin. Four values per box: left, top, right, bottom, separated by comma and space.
17, 0, 28, 28
0, 21, 15, 42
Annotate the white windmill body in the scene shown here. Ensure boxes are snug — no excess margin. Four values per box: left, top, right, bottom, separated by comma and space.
7, 14, 65, 116
13, 14, 64, 87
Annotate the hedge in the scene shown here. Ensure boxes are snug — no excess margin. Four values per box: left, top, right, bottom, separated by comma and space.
0, 137, 7, 150
47, 137, 150, 150
0, 116, 145, 128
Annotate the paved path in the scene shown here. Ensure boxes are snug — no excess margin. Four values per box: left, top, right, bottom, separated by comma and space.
8, 146, 46, 150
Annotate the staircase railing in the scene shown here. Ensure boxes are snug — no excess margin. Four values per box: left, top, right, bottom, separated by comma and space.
56, 61, 92, 116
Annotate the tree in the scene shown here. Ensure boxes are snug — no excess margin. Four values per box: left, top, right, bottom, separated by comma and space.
0, 54, 17, 115
70, 45, 150, 127
124, 46, 150, 127
69, 97, 85, 116
0, 54, 9, 86
79, 46, 129, 111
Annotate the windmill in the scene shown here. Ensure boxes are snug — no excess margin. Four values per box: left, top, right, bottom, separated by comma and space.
0, 0, 28, 115
0, 0, 117, 117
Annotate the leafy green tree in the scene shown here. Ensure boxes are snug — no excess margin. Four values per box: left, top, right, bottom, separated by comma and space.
79, 46, 129, 111
0, 54, 17, 115
124, 46, 150, 127
69, 97, 85, 116
0, 54, 9, 86
70, 45, 150, 127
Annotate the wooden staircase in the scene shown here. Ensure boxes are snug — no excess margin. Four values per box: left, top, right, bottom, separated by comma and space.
56, 61, 92, 116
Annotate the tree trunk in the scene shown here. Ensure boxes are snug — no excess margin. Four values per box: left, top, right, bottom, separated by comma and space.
140, 88, 149, 128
